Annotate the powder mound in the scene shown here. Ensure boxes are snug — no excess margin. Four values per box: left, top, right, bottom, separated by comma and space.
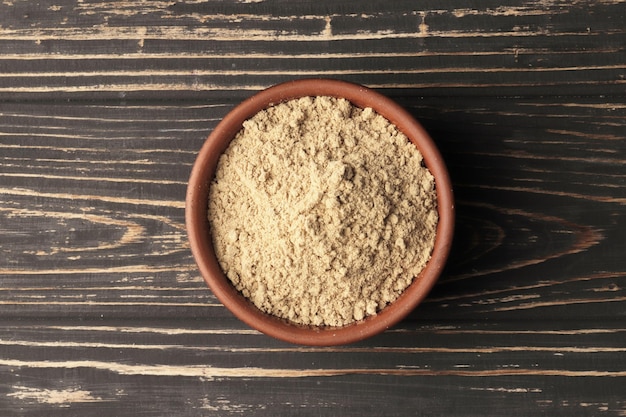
208, 96, 438, 327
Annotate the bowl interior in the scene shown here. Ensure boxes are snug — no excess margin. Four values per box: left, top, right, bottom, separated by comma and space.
186, 79, 454, 345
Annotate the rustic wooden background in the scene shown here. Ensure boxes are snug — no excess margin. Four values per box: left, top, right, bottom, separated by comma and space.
1, 0, 625, 415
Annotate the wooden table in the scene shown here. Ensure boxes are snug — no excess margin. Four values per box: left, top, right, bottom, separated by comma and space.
1, 1, 625, 415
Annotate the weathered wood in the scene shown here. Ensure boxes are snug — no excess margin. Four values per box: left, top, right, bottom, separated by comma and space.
0, 1, 624, 99
1, 98, 624, 321
0, 319, 624, 415
0, 0, 625, 415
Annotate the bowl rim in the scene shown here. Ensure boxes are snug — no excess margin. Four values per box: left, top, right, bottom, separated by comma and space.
186, 78, 454, 346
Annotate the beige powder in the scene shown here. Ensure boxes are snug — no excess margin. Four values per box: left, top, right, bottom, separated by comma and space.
208, 96, 438, 327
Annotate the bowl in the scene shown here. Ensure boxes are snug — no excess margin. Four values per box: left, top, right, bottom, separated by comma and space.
186, 78, 454, 345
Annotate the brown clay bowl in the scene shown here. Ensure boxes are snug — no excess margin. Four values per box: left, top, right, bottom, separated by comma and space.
186, 78, 454, 346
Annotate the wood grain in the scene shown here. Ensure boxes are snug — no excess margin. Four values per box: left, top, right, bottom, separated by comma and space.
0, 0, 624, 99
1, 98, 623, 321
0, 320, 624, 415
1, 0, 625, 415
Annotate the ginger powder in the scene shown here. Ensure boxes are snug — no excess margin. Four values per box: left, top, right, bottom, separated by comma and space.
208, 96, 438, 327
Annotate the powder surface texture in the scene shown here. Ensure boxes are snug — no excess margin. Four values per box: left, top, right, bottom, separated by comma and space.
208, 96, 438, 327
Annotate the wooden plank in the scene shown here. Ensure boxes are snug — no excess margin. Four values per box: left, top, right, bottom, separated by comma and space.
1, 97, 624, 322
0, 0, 624, 99
0, 319, 624, 415
1, 1, 625, 415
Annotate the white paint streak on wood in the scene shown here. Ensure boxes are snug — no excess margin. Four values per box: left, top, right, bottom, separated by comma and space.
0, 339, 193, 351
1, 65, 624, 78
418, 11, 429, 37
0, 23, 612, 42
0, 286, 202, 292
1, 337, 624, 354
0, 143, 197, 155
0, 84, 269, 93
45, 325, 626, 337
1, 50, 607, 60
0, 300, 217, 306
73, 0, 176, 15
0, 187, 185, 208
199, 397, 266, 412
427, 327, 626, 336
530, 102, 626, 110
0, 172, 187, 186
492, 296, 626, 312
2, 359, 626, 378
452, 6, 566, 17
8, 385, 103, 405
0, 109, 223, 123
1, 80, 622, 95
470, 386, 543, 393
1, 156, 189, 166
44, 325, 260, 335
0, 264, 196, 275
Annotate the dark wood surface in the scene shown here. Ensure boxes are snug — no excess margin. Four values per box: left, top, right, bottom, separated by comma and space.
1, 1, 625, 415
